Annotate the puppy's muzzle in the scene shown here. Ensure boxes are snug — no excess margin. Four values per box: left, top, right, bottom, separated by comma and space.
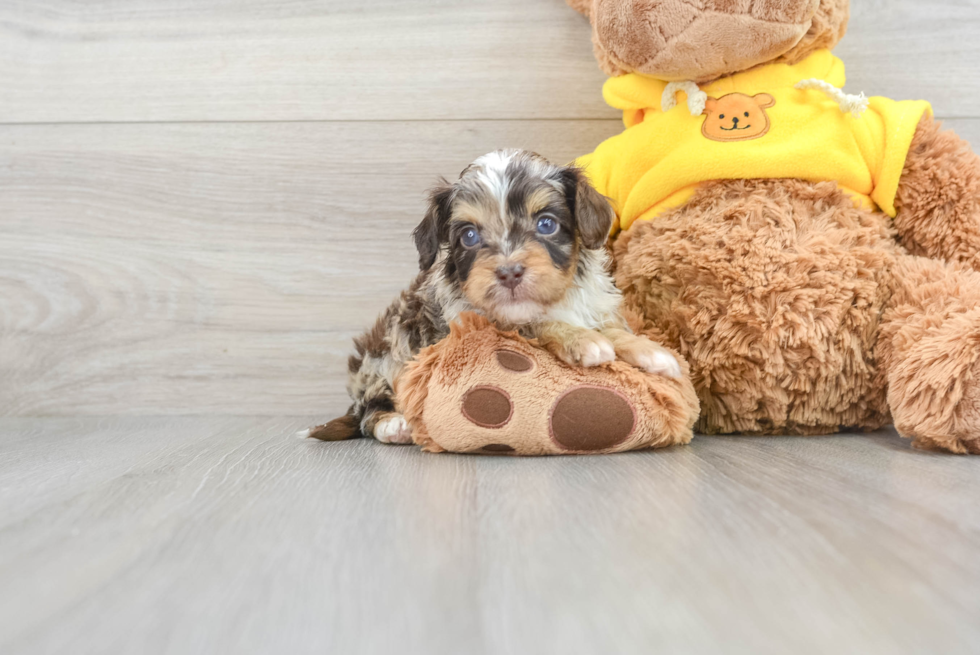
495, 264, 525, 290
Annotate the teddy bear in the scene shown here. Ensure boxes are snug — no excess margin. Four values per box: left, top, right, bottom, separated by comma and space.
563, 0, 980, 453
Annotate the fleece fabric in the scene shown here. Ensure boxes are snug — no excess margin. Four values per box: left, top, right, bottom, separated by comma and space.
577, 49, 931, 232
395, 313, 699, 456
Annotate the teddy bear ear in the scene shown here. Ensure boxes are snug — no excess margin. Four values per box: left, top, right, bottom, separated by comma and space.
703, 97, 718, 114
753, 93, 776, 108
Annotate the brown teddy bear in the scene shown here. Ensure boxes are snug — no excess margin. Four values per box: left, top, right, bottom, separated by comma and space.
567, 0, 980, 453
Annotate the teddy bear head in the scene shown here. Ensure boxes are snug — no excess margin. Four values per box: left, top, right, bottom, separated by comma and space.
568, 0, 850, 83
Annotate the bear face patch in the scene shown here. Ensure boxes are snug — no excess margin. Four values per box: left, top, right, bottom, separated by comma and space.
702, 93, 775, 142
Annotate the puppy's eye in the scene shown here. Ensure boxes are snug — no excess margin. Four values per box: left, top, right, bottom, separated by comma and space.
460, 227, 481, 249
536, 216, 558, 236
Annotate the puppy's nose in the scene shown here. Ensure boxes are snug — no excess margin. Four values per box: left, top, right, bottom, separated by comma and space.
495, 264, 525, 290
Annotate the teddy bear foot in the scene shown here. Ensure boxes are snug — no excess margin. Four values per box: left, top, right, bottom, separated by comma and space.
900, 370, 980, 455
395, 313, 700, 456
887, 310, 980, 455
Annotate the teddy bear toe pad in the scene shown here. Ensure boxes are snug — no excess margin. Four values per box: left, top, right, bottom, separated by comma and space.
495, 349, 533, 372
461, 386, 513, 429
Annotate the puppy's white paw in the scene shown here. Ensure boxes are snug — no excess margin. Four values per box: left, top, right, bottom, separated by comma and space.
564, 331, 616, 367
295, 428, 313, 440
373, 415, 414, 445
617, 338, 682, 379
637, 350, 682, 379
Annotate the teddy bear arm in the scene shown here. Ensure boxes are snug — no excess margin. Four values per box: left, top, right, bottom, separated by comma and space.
893, 114, 980, 272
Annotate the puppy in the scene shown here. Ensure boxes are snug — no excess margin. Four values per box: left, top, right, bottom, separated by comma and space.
306, 149, 680, 444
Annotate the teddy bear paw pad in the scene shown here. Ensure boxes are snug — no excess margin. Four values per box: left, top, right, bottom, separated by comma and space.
495, 349, 534, 372
461, 385, 513, 429
549, 386, 636, 451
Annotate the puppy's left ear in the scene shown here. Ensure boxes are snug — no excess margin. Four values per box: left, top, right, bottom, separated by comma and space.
560, 167, 616, 249
413, 179, 453, 271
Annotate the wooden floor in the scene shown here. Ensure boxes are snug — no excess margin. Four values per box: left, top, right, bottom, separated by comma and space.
3, 1, 980, 653
0, 418, 978, 654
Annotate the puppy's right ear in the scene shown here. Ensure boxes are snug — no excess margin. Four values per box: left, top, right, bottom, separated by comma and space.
413, 179, 454, 271
559, 166, 616, 250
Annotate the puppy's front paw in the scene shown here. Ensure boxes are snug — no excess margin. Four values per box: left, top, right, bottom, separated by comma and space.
373, 414, 413, 444
557, 331, 616, 368
615, 336, 682, 379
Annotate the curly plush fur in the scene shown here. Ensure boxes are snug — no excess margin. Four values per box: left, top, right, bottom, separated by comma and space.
877, 258, 980, 454
893, 116, 980, 271
568, 0, 980, 454
612, 109, 980, 452
615, 177, 896, 435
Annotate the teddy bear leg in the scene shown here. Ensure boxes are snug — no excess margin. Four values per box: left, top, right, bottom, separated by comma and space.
893, 114, 980, 271
878, 256, 980, 453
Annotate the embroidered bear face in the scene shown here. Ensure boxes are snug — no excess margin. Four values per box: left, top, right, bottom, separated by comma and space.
702, 93, 776, 142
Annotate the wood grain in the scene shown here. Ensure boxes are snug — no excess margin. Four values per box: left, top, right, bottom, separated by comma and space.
838, 0, 980, 118
3, 0, 980, 417
0, 0, 613, 123
3, 118, 980, 417
3, 3, 979, 653
0, 0, 977, 123
0, 119, 625, 416
1, 417, 979, 655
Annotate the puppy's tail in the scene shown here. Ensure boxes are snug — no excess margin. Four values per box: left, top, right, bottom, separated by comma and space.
297, 408, 363, 441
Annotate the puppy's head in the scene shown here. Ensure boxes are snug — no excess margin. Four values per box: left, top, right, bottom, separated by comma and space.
413, 150, 615, 326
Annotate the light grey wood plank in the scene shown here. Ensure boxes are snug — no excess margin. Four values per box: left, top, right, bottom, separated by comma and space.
4, 118, 980, 417
839, 0, 980, 118
1, 417, 979, 655
0, 0, 977, 123
0, 119, 624, 416
0, 0, 613, 123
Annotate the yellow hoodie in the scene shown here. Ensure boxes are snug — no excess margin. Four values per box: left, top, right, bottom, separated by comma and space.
576, 50, 932, 232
